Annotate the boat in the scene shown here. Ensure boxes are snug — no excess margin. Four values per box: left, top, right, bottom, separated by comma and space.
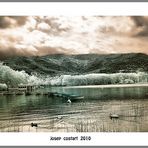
109, 113, 119, 119
31, 123, 38, 127
68, 95, 84, 102
67, 99, 72, 104
47, 92, 84, 102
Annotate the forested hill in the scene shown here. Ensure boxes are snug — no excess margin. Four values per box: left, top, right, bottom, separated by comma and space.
2, 53, 148, 76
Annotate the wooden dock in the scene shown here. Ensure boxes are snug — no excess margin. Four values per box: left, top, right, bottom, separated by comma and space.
48, 92, 84, 101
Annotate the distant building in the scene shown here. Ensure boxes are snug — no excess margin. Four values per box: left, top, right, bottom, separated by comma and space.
18, 84, 36, 92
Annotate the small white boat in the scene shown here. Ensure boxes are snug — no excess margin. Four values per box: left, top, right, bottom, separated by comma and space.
57, 116, 63, 120
67, 99, 71, 104
109, 113, 119, 119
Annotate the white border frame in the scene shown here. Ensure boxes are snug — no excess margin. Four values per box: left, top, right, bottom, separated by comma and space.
0, 2, 148, 146
0, 2, 148, 16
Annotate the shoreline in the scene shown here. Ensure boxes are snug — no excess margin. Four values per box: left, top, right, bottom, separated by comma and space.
64, 83, 148, 88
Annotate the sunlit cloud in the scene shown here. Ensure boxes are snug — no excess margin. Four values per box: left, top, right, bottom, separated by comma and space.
0, 16, 148, 59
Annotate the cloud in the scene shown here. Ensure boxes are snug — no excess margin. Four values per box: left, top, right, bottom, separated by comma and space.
130, 16, 148, 36
0, 16, 148, 59
0, 16, 28, 28
37, 22, 51, 32
33, 16, 70, 35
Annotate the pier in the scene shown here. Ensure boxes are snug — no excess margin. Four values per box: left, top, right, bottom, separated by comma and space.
0, 85, 84, 100
48, 92, 84, 101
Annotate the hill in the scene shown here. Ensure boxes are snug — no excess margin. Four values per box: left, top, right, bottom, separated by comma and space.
2, 53, 148, 76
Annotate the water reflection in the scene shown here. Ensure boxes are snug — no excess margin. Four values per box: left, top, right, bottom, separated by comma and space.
0, 86, 148, 132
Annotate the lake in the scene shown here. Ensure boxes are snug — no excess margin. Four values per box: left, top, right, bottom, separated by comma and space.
0, 85, 148, 132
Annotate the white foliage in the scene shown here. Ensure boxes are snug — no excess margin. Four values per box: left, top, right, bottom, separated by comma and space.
0, 62, 148, 87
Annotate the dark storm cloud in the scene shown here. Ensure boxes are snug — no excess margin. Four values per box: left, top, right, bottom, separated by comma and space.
0, 16, 28, 28
130, 16, 148, 36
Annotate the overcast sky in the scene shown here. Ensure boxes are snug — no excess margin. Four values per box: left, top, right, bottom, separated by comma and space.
0, 16, 148, 59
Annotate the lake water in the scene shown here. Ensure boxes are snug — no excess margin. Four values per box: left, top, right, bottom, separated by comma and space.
0, 85, 148, 132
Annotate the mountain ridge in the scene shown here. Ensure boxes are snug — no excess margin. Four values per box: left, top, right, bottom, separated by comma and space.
2, 53, 148, 76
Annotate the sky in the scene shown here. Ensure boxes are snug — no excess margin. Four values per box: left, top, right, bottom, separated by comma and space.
0, 16, 148, 59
